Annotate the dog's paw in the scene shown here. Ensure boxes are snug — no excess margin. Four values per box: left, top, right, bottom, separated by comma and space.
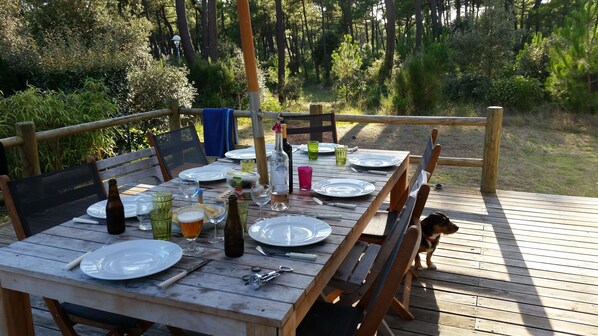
427, 263, 437, 270
414, 262, 424, 271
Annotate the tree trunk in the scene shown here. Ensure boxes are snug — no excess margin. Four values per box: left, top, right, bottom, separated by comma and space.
175, 0, 196, 66
302, 0, 319, 81
275, 0, 286, 104
415, 0, 423, 51
207, 0, 218, 61
160, 6, 175, 55
202, 0, 208, 59
381, 0, 396, 79
429, 0, 440, 39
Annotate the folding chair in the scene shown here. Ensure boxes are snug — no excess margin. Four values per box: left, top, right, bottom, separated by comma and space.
281, 112, 338, 144
147, 125, 210, 181
299, 217, 422, 335
360, 128, 440, 243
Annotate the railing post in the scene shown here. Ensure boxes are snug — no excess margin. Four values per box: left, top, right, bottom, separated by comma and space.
481, 106, 503, 193
309, 103, 323, 142
15, 121, 41, 177
169, 100, 181, 130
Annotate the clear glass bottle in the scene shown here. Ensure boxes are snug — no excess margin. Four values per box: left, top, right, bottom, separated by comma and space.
270, 122, 289, 211
282, 124, 293, 194
224, 195, 244, 257
106, 178, 125, 234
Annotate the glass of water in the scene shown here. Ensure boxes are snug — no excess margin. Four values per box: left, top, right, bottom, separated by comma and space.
136, 195, 153, 231
250, 184, 272, 223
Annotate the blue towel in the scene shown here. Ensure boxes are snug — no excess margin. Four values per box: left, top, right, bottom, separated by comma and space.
202, 108, 237, 157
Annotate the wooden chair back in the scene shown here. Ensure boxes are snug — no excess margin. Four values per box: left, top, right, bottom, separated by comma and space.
0, 141, 8, 176
410, 128, 441, 189
147, 125, 209, 181
0, 163, 106, 240
282, 113, 338, 143
88, 147, 163, 193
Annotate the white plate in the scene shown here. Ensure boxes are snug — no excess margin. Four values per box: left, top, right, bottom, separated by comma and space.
298, 143, 338, 154
225, 145, 275, 160
249, 215, 331, 247
312, 179, 376, 198
179, 166, 230, 182
81, 240, 182, 280
86, 196, 139, 219
348, 155, 402, 168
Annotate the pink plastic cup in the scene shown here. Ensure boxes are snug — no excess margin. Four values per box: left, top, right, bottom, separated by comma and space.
298, 166, 313, 191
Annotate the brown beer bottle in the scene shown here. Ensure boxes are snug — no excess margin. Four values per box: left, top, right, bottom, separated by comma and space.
224, 194, 244, 257
105, 179, 125, 234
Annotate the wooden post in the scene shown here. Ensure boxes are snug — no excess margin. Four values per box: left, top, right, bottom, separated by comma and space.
309, 104, 323, 142
481, 106, 503, 193
168, 100, 181, 131
15, 122, 41, 177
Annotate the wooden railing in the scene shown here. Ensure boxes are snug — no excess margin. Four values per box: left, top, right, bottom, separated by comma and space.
0, 104, 503, 193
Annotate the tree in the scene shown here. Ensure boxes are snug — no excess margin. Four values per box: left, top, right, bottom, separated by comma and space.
380, 0, 396, 79
331, 35, 363, 103
546, 0, 598, 113
175, 0, 196, 66
275, 0, 286, 104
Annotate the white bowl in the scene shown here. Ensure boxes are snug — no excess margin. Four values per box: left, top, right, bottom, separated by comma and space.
225, 170, 260, 189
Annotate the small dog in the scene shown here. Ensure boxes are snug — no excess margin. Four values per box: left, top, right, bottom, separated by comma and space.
414, 212, 459, 270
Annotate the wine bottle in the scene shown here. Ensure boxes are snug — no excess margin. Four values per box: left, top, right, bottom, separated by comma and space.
282, 124, 293, 194
269, 121, 289, 211
105, 179, 125, 234
224, 195, 244, 257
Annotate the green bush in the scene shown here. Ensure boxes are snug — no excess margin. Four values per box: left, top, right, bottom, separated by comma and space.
0, 79, 117, 176
487, 75, 544, 111
444, 73, 491, 102
188, 52, 250, 109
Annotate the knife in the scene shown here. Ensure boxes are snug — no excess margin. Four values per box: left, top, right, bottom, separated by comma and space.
350, 167, 387, 175
312, 197, 357, 210
72, 217, 100, 224
257, 246, 317, 261
347, 146, 359, 153
158, 259, 212, 288
316, 213, 342, 220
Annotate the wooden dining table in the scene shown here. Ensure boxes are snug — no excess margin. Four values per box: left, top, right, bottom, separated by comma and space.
0, 147, 409, 336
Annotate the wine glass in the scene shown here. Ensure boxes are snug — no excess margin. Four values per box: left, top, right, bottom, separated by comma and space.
250, 184, 272, 222
177, 206, 205, 256
178, 179, 198, 205
204, 202, 227, 244
135, 196, 153, 231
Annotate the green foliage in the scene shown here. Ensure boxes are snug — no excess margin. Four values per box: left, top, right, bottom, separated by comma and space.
0, 79, 116, 176
487, 75, 545, 111
331, 35, 364, 104
188, 50, 251, 109
448, 0, 516, 79
388, 48, 445, 115
546, 0, 598, 113
515, 32, 550, 81
444, 73, 492, 102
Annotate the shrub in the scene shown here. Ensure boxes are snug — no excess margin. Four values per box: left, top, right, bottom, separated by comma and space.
0, 79, 117, 176
487, 75, 544, 111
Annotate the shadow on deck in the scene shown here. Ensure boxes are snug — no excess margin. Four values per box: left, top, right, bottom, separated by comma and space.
2, 186, 597, 335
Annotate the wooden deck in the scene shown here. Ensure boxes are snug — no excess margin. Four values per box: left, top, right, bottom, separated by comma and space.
1, 186, 597, 335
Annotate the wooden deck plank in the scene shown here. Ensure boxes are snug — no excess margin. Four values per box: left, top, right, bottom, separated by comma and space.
2, 185, 597, 335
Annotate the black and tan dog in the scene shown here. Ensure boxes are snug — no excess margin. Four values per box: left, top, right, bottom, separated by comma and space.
414, 212, 459, 270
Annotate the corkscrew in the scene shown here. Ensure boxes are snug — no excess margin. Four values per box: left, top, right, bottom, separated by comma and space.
248, 266, 294, 289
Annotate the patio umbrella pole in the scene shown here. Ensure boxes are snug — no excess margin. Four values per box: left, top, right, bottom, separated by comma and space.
237, 0, 269, 185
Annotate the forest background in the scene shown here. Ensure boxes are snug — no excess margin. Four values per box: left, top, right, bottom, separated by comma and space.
0, 0, 596, 197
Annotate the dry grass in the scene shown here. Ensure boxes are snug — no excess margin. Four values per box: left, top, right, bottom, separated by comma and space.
236, 109, 597, 197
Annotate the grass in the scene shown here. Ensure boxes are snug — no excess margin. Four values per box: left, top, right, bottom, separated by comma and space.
236, 101, 598, 198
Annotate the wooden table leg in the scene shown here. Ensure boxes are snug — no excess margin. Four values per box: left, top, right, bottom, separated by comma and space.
0, 287, 35, 336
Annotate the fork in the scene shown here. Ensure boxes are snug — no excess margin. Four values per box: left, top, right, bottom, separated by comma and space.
64, 238, 115, 270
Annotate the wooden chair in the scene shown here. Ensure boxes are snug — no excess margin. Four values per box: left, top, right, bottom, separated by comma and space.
360, 128, 440, 243
326, 189, 419, 302
0, 163, 154, 335
146, 125, 209, 181
281, 112, 338, 143
298, 222, 422, 335
87, 147, 164, 194
0, 141, 8, 176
